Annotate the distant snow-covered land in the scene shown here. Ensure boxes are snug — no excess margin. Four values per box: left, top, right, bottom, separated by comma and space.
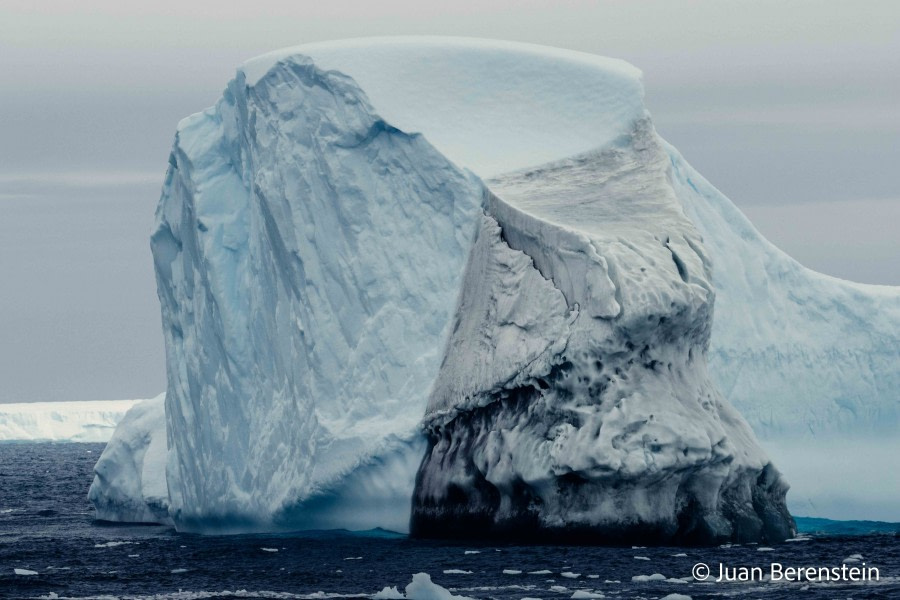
0, 399, 142, 442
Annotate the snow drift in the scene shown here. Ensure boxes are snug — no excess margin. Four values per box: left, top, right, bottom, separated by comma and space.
0, 399, 139, 442
90, 37, 899, 535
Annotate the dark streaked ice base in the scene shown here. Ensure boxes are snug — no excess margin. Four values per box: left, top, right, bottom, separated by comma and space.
2, 443, 898, 599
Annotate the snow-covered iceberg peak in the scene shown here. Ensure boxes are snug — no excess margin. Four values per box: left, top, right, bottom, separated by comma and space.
240, 37, 645, 177
413, 118, 794, 544
153, 54, 483, 530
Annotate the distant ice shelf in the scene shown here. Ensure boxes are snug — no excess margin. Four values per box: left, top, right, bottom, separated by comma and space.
0, 399, 143, 442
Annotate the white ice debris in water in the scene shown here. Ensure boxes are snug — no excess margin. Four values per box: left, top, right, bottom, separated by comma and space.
528, 570, 553, 575
464, 551, 481, 555
756, 547, 774, 552
503, 570, 523, 575
672, 553, 688, 557
443, 570, 473, 575
634, 556, 650, 561
844, 554, 864, 563
660, 594, 692, 600
0, 399, 140, 442
94, 36, 899, 534
373, 587, 406, 600
170, 568, 188, 574
261, 548, 279, 553
560, 572, 580, 579
631, 574, 666, 582
93, 541, 138, 548
344, 557, 363, 560
403, 573, 476, 600
550, 586, 569, 592
571, 592, 604, 599
14, 568, 38, 575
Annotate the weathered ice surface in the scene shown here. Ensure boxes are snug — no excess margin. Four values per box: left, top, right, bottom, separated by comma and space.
151, 55, 482, 531
412, 120, 794, 544
88, 395, 170, 524
91, 37, 900, 535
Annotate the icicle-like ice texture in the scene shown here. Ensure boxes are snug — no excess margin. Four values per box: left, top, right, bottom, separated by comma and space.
90, 37, 898, 537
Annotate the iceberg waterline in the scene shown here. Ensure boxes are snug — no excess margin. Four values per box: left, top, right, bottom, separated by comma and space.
89, 37, 898, 536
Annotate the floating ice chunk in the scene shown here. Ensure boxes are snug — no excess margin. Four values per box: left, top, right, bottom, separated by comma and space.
405, 573, 475, 600
586, 575, 599, 579
345, 557, 363, 560
373, 586, 405, 600
550, 586, 569, 592
631, 573, 666, 582
844, 554, 864, 563
170, 568, 188, 574
503, 569, 523, 575
14, 568, 38, 575
756, 547, 774, 552
261, 548, 279, 553
464, 551, 481, 555
560, 572, 580, 579
443, 570, 473, 575
634, 556, 650, 561
94, 541, 137, 548
671, 553, 688, 557
529, 570, 553, 575
660, 594, 692, 600
570, 592, 603, 599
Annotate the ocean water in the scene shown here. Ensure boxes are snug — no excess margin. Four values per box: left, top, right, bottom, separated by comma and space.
1, 443, 898, 599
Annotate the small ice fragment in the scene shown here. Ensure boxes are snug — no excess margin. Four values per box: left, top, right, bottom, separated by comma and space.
345, 556, 363, 560
15, 568, 38, 575
634, 556, 650, 560
631, 573, 666, 582
464, 550, 481, 555
128, 554, 140, 558
586, 575, 599, 579
570, 592, 603, 599
503, 569, 523, 574
443, 569, 473, 574
373, 586, 404, 600
756, 547, 774, 552
528, 570, 553, 575
171, 568, 188, 574
261, 548, 279, 553
672, 553, 687, 557
561, 572, 580, 578
550, 585, 568, 592
660, 594, 692, 600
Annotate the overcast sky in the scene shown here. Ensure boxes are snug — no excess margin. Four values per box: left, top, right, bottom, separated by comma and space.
1, 1, 898, 402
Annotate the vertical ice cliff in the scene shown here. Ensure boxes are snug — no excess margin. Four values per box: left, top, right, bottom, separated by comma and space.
412, 120, 793, 543
152, 55, 482, 530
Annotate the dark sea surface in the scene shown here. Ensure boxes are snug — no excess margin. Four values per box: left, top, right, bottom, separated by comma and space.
1, 443, 898, 600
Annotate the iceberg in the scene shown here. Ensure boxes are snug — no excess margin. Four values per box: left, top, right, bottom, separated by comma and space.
88, 395, 170, 524
90, 37, 898, 536
0, 399, 140, 442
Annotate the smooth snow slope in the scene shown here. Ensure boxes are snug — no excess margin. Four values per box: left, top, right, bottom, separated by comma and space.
667, 148, 900, 439
241, 37, 644, 177
0, 400, 140, 442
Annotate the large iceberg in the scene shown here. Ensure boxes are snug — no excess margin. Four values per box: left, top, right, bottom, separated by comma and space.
0, 399, 140, 442
90, 37, 898, 536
